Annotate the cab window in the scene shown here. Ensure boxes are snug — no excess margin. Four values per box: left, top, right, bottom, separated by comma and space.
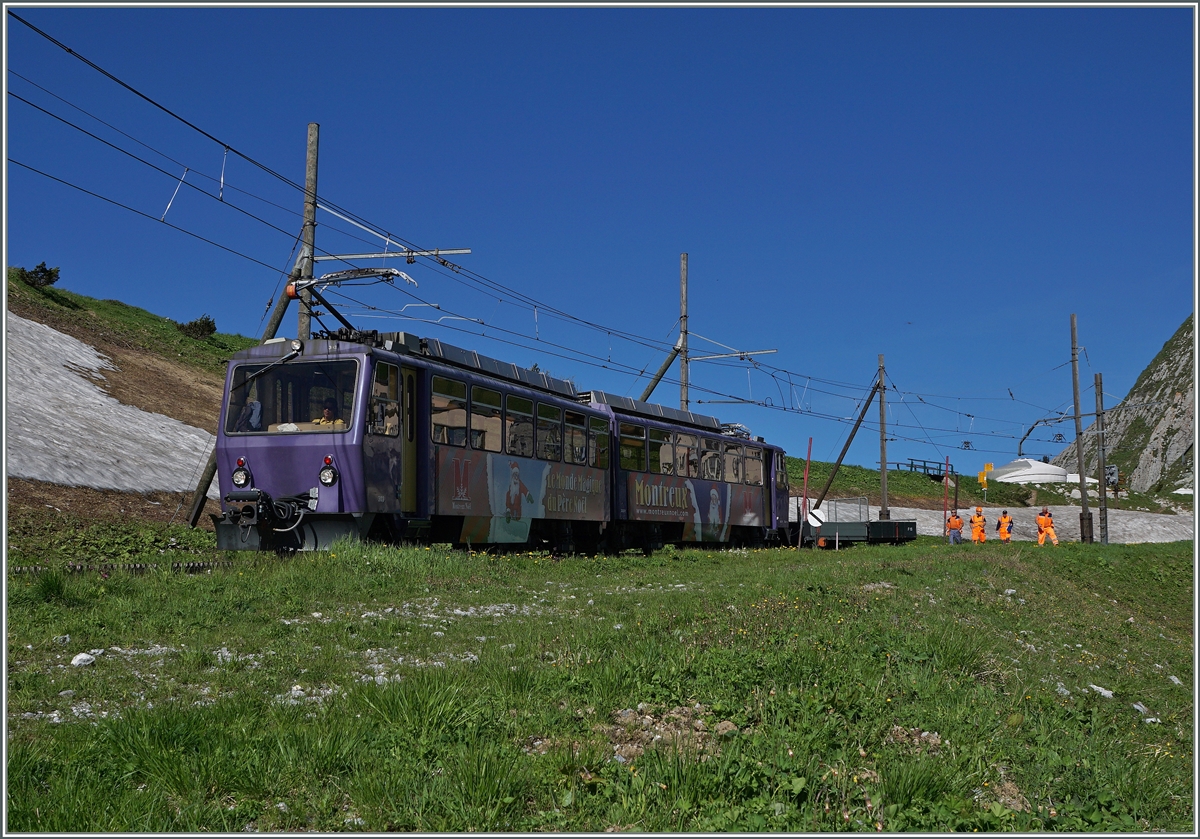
431, 376, 467, 446
470, 386, 503, 452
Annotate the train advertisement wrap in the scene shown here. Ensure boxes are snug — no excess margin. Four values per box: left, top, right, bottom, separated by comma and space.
437, 448, 608, 543
627, 473, 763, 542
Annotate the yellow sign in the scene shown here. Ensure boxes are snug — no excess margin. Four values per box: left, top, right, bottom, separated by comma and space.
984, 463, 994, 472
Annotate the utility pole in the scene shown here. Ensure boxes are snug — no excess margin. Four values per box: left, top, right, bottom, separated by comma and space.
296, 123, 320, 340
1095, 372, 1108, 545
878, 354, 889, 520
679, 253, 689, 411
186, 123, 316, 528
1071, 313, 1094, 542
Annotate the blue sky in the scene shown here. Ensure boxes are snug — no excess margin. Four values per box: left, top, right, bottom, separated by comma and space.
5, 5, 1194, 482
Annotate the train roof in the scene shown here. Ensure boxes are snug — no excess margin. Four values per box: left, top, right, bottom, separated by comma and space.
376, 331, 579, 398
580, 390, 722, 431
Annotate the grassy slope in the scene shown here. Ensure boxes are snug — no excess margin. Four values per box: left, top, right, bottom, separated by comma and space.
6, 276, 256, 380
5, 538, 1193, 831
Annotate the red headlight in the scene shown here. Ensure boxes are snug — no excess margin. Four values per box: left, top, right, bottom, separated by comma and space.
324, 455, 333, 465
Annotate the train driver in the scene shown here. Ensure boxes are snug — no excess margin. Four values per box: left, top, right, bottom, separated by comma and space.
313, 397, 346, 428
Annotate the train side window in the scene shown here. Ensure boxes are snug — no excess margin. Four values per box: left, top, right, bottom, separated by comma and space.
536, 403, 563, 461
744, 446, 763, 485
370, 362, 400, 436
470, 386, 503, 452
675, 433, 699, 477
564, 411, 588, 465
700, 438, 723, 481
619, 423, 647, 471
724, 443, 743, 484
505, 395, 534, 457
775, 451, 789, 490
649, 428, 674, 474
431, 376, 467, 447
589, 417, 610, 468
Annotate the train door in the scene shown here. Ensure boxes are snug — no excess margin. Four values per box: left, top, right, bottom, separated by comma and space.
364, 360, 403, 513
401, 365, 418, 513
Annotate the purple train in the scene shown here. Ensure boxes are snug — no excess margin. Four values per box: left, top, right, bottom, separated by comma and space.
213, 330, 791, 552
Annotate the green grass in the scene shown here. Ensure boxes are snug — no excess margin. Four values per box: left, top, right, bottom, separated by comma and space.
7, 276, 256, 376
6, 531, 1193, 831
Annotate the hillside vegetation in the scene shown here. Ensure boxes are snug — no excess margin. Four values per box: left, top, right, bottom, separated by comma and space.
6, 276, 256, 435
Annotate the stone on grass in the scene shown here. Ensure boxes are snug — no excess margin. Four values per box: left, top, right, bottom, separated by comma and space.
71, 652, 96, 667
1089, 684, 1114, 699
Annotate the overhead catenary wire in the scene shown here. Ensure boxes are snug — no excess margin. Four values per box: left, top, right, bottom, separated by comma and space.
11, 12, 1132, 467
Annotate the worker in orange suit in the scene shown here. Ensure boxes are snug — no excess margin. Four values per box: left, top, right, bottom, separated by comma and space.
946, 511, 964, 544
970, 506, 987, 543
996, 510, 1014, 544
1036, 507, 1059, 546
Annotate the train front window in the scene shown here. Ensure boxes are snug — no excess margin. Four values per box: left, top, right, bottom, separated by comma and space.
225, 360, 358, 434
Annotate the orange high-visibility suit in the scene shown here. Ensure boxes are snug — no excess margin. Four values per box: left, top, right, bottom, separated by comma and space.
996, 513, 1013, 543
946, 513, 964, 544
970, 509, 987, 543
1036, 510, 1059, 546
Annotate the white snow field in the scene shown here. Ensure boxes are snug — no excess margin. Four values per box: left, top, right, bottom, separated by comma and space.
5, 312, 220, 499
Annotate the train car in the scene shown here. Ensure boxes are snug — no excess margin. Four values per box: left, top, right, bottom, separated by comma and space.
576, 391, 790, 551
213, 329, 788, 552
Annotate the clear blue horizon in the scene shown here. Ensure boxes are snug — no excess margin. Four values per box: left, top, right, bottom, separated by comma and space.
5, 6, 1195, 480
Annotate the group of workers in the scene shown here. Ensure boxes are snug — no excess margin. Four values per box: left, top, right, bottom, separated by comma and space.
945, 506, 1058, 546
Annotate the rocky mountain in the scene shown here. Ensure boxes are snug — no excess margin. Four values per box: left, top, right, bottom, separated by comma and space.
1052, 315, 1193, 494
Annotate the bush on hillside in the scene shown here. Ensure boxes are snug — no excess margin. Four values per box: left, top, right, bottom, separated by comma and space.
176, 314, 217, 340
9, 262, 61, 288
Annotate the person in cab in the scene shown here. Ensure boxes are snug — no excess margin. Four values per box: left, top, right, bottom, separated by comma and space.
313, 397, 346, 428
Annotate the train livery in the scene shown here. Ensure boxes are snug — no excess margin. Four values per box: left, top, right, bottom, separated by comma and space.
213, 330, 790, 552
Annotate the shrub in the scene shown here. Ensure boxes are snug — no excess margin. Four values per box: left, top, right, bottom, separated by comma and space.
176, 314, 217, 340
9, 262, 60, 288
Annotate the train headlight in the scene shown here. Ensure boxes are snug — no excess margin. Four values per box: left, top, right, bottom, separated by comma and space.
231, 457, 252, 488
318, 455, 338, 487
289, 339, 303, 353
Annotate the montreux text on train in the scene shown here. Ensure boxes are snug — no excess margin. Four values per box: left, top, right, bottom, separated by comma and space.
214, 330, 790, 552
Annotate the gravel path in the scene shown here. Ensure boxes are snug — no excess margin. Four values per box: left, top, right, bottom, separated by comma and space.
861, 503, 1194, 545
5, 312, 219, 499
